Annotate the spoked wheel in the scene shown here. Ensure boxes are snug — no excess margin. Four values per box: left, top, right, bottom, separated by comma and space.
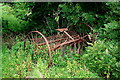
24, 31, 41, 51
68, 23, 93, 53
24, 31, 53, 68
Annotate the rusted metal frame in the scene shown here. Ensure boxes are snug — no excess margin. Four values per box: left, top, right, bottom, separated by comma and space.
71, 35, 80, 39
56, 39, 83, 51
46, 34, 61, 40
71, 34, 91, 53
50, 38, 83, 51
37, 38, 66, 46
56, 34, 79, 52
70, 38, 83, 53
48, 34, 80, 52
81, 34, 90, 39
55, 28, 75, 41
30, 34, 62, 43
34, 31, 52, 66
24, 31, 35, 49
70, 39, 83, 46
69, 33, 89, 53
30, 31, 78, 43
63, 31, 75, 41
77, 43, 81, 53
62, 30, 79, 53
66, 31, 78, 37
30, 38, 43, 42
36, 34, 80, 47
24, 23, 93, 67
24, 31, 53, 67
55, 28, 68, 32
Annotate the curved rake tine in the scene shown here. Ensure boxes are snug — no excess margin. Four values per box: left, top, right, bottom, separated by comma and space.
73, 42, 76, 53
31, 32, 34, 40
77, 43, 81, 54
28, 35, 31, 41
35, 33, 38, 43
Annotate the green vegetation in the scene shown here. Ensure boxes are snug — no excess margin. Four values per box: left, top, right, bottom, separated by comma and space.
2, 39, 100, 78
1, 2, 120, 78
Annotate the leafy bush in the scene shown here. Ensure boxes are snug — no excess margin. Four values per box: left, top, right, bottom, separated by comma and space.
36, 55, 100, 78
2, 39, 34, 78
1, 3, 29, 33
81, 40, 120, 78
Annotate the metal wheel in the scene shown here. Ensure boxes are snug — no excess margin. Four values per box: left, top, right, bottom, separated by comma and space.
24, 31, 53, 67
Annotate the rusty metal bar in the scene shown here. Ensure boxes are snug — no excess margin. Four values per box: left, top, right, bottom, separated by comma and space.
50, 38, 83, 51
30, 34, 62, 43
63, 31, 75, 41
37, 38, 65, 46
24, 31, 53, 67
24, 23, 93, 68
37, 35, 80, 46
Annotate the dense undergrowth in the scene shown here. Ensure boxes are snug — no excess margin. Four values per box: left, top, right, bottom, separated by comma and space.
2, 36, 120, 78
2, 38, 100, 78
